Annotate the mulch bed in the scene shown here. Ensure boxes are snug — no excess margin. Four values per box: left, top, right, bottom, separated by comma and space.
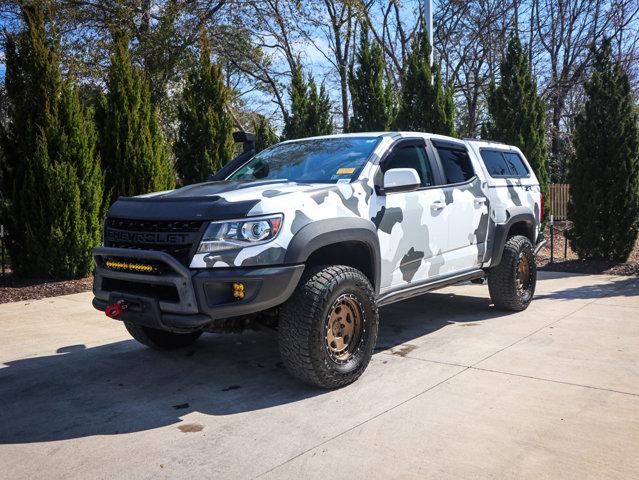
536, 223, 639, 276
0, 275, 93, 304
539, 260, 639, 276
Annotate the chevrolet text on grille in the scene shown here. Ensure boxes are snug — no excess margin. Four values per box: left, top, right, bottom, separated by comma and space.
105, 230, 191, 244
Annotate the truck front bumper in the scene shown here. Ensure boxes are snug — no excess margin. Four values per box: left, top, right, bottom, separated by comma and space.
91, 247, 304, 332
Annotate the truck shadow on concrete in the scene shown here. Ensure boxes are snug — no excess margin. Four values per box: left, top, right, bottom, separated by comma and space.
534, 276, 639, 301
1, 286, 511, 444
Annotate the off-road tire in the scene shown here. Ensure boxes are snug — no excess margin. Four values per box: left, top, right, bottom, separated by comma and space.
488, 235, 537, 311
124, 322, 202, 350
278, 265, 379, 389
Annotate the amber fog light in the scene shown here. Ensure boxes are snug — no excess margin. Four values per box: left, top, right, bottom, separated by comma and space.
232, 282, 245, 300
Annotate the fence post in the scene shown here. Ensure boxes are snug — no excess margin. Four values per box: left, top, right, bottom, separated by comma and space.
1, 225, 4, 279
550, 215, 554, 264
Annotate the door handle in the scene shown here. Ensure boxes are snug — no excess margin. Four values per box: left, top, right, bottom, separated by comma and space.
431, 201, 445, 211
474, 197, 487, 205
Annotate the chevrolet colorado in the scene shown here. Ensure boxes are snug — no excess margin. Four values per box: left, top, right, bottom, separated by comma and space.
92, 132, 545, 388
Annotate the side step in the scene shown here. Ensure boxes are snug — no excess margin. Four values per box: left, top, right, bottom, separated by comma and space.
377, 269, 485, 307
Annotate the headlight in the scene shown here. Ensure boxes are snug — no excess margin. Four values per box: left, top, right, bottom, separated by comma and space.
196, 214, 283, 254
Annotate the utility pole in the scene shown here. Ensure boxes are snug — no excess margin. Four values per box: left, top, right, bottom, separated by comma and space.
424, 0, 433, 66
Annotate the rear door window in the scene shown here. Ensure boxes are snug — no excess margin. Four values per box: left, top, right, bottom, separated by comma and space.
436, 147, 475, 184
480, 149, 529, 178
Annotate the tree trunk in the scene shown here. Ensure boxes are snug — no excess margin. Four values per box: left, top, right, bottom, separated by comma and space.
340, 63, 349, 132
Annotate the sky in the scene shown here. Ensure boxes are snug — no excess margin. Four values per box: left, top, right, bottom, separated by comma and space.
0, 1, 427, 127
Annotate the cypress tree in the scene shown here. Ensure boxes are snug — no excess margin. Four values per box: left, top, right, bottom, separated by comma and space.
1, 2, 103, 279
567, 39, 639, 261
253, 116, 279, 153
349, 23, 393, 132
283, 63, 307, 140
306, 76, 333, 136
395, 21, 455, 136
283, 62, 333, 140
98, 31, 173, 205
484, 35, 549, 199
175, 35, 234, 184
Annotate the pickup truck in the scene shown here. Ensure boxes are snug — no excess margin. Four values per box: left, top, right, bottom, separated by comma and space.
92, 132, 545, 388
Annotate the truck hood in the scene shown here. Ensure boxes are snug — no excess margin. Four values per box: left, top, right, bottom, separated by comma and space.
107, 180, 354, 221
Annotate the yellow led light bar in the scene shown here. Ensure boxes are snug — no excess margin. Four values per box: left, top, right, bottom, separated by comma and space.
105, 260, 155, 273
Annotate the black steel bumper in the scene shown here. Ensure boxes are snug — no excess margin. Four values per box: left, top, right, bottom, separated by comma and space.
92, 246, 304, 332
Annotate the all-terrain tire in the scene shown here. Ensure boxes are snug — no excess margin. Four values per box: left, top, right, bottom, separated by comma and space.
278, 265, 379, 389
124, 322, 202, 350
488, 235, 537, 311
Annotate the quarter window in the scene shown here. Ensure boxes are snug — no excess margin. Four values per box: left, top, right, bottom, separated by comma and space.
480, 149, 529, 178
504, 152, 529, 176
436, 147, 475, 184
481, 150, 510, 176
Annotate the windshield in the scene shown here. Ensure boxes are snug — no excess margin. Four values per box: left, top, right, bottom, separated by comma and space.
227, 137, 381, 183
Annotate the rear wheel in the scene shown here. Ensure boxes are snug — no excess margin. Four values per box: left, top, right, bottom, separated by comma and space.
488, 235, 537, 311
124, 322, 202, 350
278, 265, 379, 389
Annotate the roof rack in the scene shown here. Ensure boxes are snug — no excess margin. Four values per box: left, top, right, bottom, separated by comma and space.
462, 137, 508, 145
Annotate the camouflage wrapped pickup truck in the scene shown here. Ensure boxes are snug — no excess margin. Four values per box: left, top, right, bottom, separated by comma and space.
93, 132, 545, 388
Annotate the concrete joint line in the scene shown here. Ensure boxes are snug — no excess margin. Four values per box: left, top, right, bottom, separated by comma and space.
255, 366, 471, 478
468, 366, 639, 397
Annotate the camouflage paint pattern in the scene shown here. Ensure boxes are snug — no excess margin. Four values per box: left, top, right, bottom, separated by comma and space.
141, 133, 540, 295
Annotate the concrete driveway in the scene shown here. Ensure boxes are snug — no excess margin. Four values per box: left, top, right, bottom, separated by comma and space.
1, 271, 638, 479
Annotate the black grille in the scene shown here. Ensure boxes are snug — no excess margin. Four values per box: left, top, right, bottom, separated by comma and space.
104, 217, 204, 267
106, 218, 202, 233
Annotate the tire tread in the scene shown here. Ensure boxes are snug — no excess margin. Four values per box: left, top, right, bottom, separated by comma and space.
278, 265, 378, 389
488, 235, 537, 311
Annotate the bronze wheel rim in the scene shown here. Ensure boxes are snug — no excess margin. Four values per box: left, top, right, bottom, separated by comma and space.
325, 294, 364, 363
516, 253, 531, 293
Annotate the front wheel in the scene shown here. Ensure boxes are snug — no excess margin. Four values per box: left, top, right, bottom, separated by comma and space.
124, 322, 202, 350
278, 265, 379, 389
488, 235, 537, 311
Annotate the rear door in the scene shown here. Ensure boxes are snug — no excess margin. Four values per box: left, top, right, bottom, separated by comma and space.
430, 139, 490, 274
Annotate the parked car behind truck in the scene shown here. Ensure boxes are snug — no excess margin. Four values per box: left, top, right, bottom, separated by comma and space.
92, 132, 545, 388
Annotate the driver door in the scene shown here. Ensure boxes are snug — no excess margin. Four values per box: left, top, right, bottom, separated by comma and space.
375, 138, 448, 291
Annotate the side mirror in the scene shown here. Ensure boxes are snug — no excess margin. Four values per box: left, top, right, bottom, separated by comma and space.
383, 168, 421, 193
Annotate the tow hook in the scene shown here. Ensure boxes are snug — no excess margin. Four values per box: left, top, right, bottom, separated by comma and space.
105, 300, 128, 319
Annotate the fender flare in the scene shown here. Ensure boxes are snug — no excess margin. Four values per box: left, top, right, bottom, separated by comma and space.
284, 218, 381, 293
488, 207, 537, 268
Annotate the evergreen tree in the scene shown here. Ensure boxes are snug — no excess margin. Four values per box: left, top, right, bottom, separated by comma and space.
395, 21, 455, 136
98, 30, 173, 205
283, 63, 307, 140
306, 76, 333, 136
567, 39, 639, 260
1, 2, 103, 279
253, 115, 279, 153
175, 35, 234, 184
484, 35, 549, 199
283, 62, 333, 140
349, 23, 393, 132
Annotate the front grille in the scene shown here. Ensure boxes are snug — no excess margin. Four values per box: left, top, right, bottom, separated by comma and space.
104, 217, 204, 267
106, 218, 202, 233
